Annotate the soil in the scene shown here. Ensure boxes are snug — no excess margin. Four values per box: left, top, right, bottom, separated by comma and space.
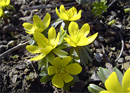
0, 0, 130, 92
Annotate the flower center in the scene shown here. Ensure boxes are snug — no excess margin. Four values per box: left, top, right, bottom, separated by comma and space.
57, 66, 67, 75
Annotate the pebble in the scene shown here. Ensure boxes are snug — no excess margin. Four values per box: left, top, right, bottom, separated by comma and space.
96, 49, 102, 53
110, 47, 116, 51
125, 56, 130, 61
93, 40, 100, 47
11, 75, 18, 83
98, 35, 104, 42
125, 43, 130, 49
118, 58, 124, 63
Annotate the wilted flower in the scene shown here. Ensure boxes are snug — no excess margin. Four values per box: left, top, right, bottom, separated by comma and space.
100, 67, 130, 93
23, 13, 51, 34
48, 56, 82, 88
26, 27, 60, 61
0, 0, 10, 7
55, 5, 82, 21
64, 22, 98, 47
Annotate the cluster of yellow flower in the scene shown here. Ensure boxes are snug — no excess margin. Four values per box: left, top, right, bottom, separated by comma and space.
23, 5, 98, 88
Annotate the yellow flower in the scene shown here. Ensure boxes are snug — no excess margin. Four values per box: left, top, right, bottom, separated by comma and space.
26, 27, 60, 61
64, 22, 98, 47
100, 67, 130, 93
48, 56, 82, 88
23, 13, 51, 34
0, 0, 10, 7
55, 5, 82, 21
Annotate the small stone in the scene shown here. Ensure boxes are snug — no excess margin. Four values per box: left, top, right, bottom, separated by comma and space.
122, 62, 130, 70
125, 43, 130, 49
11, 75, 18, 83
94, 53, 103, 62
15, 64, 25, 70
110, 47, 116, 51
96, 49, 102, 53
93, 40, 100, 47
125, 56, 130, 61
118, 58, 124, 63
98, 36, 104, 42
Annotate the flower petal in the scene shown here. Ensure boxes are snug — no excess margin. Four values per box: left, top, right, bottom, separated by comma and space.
6, 0, 10, 5
42, 13, 51, 30
55, 7, 60, 17
48, 66, 55, 75
52, 74, 64, 88
0, 8, 3, 17
80, 23, 90, 37
64, 36, 77, 47
77, 37, 88, 46
100, 91, 109, 93
60, 5, 66, 13
52, 32, 60, 47
67, 63, 82, 75
33, 15, 42, 29
62, 56, 72, 66
51, 57, 62, 66
26, 45, 42, 53
62, 74, 73, 83
68, 22, 79, 36
105, 72, 123, 92
42, 46, 53, 55
68, 7, 77, 16
0, 0, 5, 6
30, 53, 45, 61
122, 67, 130, 92
25, 31, 34, 34
48, 27, 56, 44
33, 33, 48, 47
87, 32, 98, 44
69, 10, 82, 21
22, 23, 34, 32
59, 12, 69, 20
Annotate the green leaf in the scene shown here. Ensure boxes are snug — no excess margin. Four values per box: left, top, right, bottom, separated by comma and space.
70, 48, 80, 63
47, 52, 55, 63
53, 49, 68, 58
63, 80, 74, 90
38, 59, 45, 70
113, 67, 123, 85
97, 67, 111, 83
88, 84, 105, 93
78, 46, 92, 66
51, 18, 63, 28
40, 75, 53, 83
58, 28, 66, 45
40, 71, 47, 77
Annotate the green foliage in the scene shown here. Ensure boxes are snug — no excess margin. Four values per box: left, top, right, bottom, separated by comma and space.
92, 0, 108, 18
88, 84, 105, 93
88, 67, 125, 93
